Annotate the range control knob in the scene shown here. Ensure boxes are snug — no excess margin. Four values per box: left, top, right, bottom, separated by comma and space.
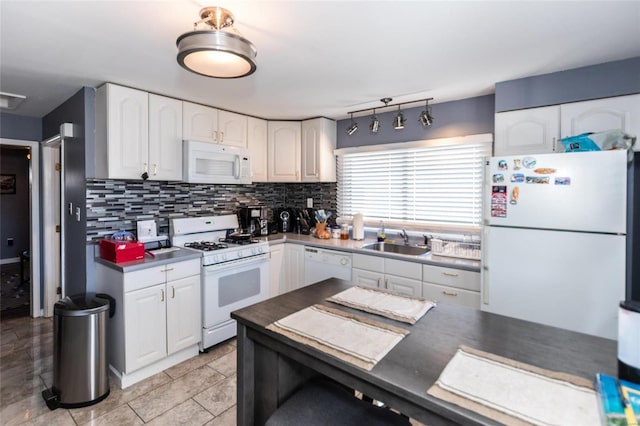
221, 253, 228, 261
213, 254, 220, 263
237, 250, 244, 258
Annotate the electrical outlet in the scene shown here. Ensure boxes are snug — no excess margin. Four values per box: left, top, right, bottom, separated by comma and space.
307, 198, 313, 208
7, 238, 14, 246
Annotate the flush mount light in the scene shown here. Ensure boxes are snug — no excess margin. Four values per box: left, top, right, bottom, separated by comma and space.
346, 113, 358, 136
369, 109, 380, 134
419, 99, 434, 127
393, 105, 405, 130
176, 7, 257, 78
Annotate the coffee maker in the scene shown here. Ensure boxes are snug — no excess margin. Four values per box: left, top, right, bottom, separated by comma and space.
238, 206, 268, 236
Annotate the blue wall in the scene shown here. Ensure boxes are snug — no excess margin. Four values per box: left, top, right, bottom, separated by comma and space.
336, 95, 495, 149
495, 57, 640, 112
0, 112, 42, 141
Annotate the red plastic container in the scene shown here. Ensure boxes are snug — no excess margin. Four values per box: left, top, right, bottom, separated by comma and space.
99, 239, 144, 263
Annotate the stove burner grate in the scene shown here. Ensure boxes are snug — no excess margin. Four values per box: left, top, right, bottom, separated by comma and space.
184, 241, 229, 251
219, 237, 258, 246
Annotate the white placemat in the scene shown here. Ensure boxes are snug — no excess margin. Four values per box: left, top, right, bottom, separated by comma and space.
267, 304, 409, 370
327, 286, 435, 324
427, 346, 600, 426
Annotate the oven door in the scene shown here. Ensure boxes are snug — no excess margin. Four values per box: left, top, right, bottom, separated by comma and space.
202, 254, 269, 329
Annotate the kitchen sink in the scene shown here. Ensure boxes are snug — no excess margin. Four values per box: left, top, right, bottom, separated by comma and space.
361, 242, 430, 256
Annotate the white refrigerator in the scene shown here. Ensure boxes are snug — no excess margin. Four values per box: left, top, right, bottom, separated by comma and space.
481, 150, 627, 340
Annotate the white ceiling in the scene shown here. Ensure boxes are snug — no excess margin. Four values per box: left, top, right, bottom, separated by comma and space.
1, 1, 639, 120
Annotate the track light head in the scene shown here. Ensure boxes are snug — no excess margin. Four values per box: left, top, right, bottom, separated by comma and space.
346, 113, 358, 136
393, 106, 405, 130
370, 109, 380, 133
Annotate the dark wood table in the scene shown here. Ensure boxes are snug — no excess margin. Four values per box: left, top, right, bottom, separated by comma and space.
231, 279, 617, 425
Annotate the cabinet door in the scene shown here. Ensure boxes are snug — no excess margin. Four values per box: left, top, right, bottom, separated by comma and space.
106, 84, 149, 179
560, 94, 640, 146
124, 284, 166, 373
248, 117, 268, 182
384, 275, 422, 296
422, 282, 480, 308
166, 275, 201, 354
351, 268, 383, 289
301, 118, 337, 182
149, 94, 183, 181
282, 244, 305, 293
183, 102, 218, 143
269, 244, 284, 297
218, 110, 248, 148
267, 121, 301, 182
494, 106, 560, 156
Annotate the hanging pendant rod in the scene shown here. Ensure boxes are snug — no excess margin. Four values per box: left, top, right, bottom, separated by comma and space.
347, 97, 434, 115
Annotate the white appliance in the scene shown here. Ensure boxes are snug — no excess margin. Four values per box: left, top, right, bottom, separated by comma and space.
482, 150, 627, 340
304, 247, 352, 286
183, 140, 251, 184
618, 301, 640, 383
171, 215, 269, 351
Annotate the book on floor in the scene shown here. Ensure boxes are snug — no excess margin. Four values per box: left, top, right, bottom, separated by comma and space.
595, 373, 640, 426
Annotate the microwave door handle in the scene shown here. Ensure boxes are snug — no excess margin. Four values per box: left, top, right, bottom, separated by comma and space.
234, 156, 240, 179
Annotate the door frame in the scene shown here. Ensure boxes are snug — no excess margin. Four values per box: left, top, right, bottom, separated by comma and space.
41, 142, 61, 316
0, 138, 41, 317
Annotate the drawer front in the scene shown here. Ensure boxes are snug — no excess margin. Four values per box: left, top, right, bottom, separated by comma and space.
385, 259, 422, 280
124, 266, 166, 292
422, 265, 480, 291
165, 259, 201, 282
422, 282, 480, 308
352, 254, 384, 273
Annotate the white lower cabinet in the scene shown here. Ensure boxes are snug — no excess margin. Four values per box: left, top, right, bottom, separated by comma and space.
281, 244, 305, 293
422, 264, 480, 308
269, 243, 285, 297
351, 254, 422, 297
95, 258, 201, 389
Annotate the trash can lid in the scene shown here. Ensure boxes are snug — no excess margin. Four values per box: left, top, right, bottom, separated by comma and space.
54, 293, 110, 316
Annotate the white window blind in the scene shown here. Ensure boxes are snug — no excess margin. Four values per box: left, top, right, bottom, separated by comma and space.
337, 139, 492, 229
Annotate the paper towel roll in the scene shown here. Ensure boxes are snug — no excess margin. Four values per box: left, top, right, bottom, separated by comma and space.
353, 213, 364, 240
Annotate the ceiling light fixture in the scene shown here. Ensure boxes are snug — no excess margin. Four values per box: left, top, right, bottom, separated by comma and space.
369, 109, 380, 134
419, 99, 434, 127
176, 6, 257, 78
347, 97, 434, 133
346, 113, 358, 136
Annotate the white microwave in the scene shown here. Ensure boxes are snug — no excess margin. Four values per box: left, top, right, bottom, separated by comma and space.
183, 140, 251, 184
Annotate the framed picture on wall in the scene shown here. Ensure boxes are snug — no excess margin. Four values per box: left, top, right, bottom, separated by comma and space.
0, 174, 16, 194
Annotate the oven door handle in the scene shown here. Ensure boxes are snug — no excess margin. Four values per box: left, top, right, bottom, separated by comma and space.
203, 253, 269, 272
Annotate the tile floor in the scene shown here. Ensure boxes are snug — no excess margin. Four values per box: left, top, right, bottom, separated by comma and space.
0, 315, 237, 425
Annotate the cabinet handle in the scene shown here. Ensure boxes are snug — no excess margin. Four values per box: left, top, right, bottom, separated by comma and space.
161, 289, 165, 302
442, 290, 458, 297
377, 278, 381, 288
384, 279, 388, 289
442, 272, 459, 277
162, 267, 174, 273
172, 286, 175, 299
552, 137, 557, 152
153, 164, 157, 175
220, 131, 224, 143
214, 130, 218, 142
144, 163, 148, 173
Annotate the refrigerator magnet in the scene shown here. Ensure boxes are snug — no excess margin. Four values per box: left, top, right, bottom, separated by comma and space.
555, 177, 571, 185
510, 173, 524, 183
513, 159, 522, 170
491, 186, 508, 217
493, 173, 505, 183
534, 168, 556, 174
522, 157, 536, 169
498, 160, 508, 170
510, 186, 519, 205
525, 176, 550, 184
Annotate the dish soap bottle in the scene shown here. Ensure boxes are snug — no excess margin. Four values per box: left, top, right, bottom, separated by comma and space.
377, 221, 386, 242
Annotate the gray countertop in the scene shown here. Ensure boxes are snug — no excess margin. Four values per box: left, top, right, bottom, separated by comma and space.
265, 232, 481, 272
94, 247, 202, 273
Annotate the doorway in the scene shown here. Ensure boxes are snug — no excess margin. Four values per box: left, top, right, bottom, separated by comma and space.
0, 138, 41, 318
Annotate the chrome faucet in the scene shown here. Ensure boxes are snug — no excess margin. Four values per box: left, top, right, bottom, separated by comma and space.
399, 229, 409, 245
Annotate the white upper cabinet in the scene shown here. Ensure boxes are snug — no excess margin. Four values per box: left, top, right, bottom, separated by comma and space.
560, 94, 640, 151
267, 121, 301, 182
301, 118, 337, 182
218, 110, 248, 148
494, 106, 560, 156
148, 94, 182, 181
95, 84, 150, 180
183, 102, 248, 148
183, 102, 218, 143
248, 117, 268, 182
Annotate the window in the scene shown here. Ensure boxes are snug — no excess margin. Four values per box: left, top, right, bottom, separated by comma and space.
336, 135, 492, 231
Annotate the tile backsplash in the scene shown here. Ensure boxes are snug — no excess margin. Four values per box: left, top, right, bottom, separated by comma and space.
86, 179, 337, 241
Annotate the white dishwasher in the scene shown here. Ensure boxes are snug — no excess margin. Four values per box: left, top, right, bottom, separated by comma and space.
303, 246, 352, 286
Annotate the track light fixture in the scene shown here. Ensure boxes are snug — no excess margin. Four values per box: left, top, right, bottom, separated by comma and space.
346, 113, 358, 136
370, 109, 380, 133
346, 97, 434, 135
419, 99, 434, 127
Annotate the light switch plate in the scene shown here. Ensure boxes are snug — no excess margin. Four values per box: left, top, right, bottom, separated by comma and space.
306, 198, 313, 208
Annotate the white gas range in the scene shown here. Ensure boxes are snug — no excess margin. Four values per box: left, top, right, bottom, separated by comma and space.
171, 215, 269, 351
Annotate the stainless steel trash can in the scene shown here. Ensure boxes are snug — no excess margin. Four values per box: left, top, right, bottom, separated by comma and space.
42, 293, 114, 410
